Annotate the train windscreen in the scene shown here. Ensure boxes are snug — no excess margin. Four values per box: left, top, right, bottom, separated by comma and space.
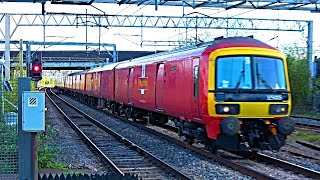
216, 56, 287, 90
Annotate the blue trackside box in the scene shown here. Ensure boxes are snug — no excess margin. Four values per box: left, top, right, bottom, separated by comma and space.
22, 91, 45, 132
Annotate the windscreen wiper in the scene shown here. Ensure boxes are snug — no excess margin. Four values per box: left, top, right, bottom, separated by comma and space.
256, 63, 272, 90
234, 61, 245, 90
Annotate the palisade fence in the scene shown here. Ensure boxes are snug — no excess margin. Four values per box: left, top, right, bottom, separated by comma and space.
0, 55, 31, 179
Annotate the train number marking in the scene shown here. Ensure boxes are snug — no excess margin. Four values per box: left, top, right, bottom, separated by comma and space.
266, 95, 283, 101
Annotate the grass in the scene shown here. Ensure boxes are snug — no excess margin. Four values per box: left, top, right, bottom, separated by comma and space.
38, 125, 68, 170
288, 129, 320, 145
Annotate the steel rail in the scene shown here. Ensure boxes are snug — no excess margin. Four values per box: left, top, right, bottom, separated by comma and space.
296, 140, 320, 151
73, 96, 276, 179
240, 152, 320, 179
291, 115, 320, 121
295, 123, 320, 132
61, 90, 320, 179
45, 89, 124, 176
48, 89, 191, 180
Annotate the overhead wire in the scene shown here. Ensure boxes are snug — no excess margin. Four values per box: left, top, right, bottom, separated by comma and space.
155, 8, 256, 47
93, 1, 152, 44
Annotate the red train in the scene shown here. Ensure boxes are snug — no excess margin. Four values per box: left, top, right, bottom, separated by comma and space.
57, 37, 295, 152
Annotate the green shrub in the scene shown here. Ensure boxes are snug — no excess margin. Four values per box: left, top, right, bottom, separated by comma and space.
284, 46, 312, 112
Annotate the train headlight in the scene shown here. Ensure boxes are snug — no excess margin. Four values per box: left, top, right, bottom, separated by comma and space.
216, 104, 239, 115
277, 116, 295, 135
223, 106, 230, 113
269, 104, 288, 115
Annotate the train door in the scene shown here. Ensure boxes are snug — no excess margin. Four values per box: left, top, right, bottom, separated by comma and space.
156, 63, 164, 111
192, 57, 200, 118
128, 67, 134, 103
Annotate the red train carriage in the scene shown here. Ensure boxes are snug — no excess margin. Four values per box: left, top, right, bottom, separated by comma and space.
100, 63, 120, 102
62, 37, 295, 152
85, 67, 103, 98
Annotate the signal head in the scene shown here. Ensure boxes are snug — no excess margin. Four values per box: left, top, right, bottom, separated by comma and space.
30, 59, 42, 81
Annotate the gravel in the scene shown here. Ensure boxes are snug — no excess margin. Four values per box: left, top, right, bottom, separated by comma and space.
60, 94, 252, 180
51, 92, 320, 179
42, 96, 109, 175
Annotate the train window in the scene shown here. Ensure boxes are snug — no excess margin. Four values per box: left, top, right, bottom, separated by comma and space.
216, 56, 287, 90
193, 65, 199, 97
216, 56, 252, 89
253, 57, 286, 90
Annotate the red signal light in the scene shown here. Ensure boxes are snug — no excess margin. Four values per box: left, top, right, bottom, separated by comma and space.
33, 65, 40, 72
30, 59, 42, 81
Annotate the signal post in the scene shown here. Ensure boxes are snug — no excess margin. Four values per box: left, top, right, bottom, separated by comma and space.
19, 59, 44, 180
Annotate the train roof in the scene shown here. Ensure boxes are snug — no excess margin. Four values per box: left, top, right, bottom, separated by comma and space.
74, 37, 278, 73
87, 62, 121, 73
116, 45, 206, 69
68, 70, 88, 76
115, 37, 278, 69
206, 36, 277, 52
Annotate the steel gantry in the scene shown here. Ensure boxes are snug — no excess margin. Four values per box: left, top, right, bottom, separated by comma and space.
0, 13, 314, 75
0, 13, 309, 32
2, 0, 320, 12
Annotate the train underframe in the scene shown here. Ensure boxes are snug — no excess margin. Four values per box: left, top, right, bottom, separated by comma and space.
62, 89, 291, 152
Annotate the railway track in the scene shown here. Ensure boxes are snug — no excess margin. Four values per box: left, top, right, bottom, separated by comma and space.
87, 100, 320, 179
239, 152, 320, 179
46, 89, 191, 180
121, 111, 320, 179
291, 115, 320, 132
296, 140, 320, 151
124, 116, 320, 179
55, 90, 310, 179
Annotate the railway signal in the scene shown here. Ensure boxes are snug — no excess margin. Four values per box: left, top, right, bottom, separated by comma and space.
30, 59, 42, 81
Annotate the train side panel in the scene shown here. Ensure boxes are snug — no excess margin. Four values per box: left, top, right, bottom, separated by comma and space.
77, 75, 80, 91
92, 72, 101, 97
80, 74, 86, 94
130, 64, 157, 111
115, 68, 129, 104
161, 58, 195, 119
101, 70, 115, 101
71, 75, 75, 90
85, 73, 93, 96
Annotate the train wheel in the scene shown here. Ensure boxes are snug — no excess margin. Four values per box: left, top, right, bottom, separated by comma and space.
185, 135, 195, 145
205, 140, 217, 154
177, 128, 182, 137
116, 107, 121, 116
126, 108, 132, 120
132, 112, 138, 122
111, 104, 116, 114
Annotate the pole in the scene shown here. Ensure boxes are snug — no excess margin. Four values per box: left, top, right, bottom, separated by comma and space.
26, 42, 31, 77
18, 77, 38, 180
0, 61, 4, 117
5, 14, 10, 79
19, 39, 23, 77
307, 21, 314, 77
113, 45, 117, 63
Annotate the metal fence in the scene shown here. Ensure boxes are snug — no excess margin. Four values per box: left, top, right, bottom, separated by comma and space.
39, 173, 139, 180
0, 69, 23, 179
